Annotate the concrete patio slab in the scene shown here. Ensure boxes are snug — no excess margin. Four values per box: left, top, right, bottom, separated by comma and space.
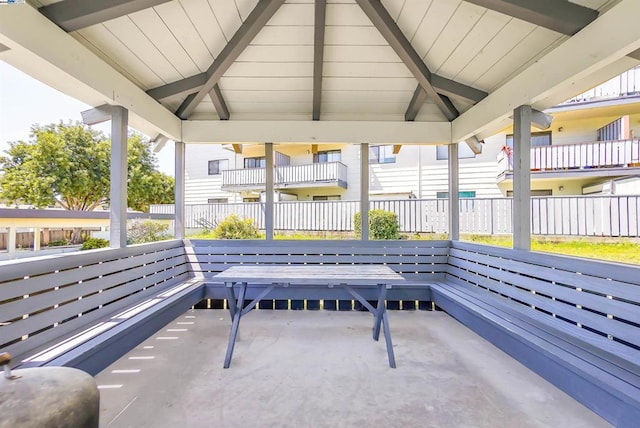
96, 309, 610, 428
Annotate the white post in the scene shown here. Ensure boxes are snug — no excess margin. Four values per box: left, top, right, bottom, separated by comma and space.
360, 143, 369, 241
513, 105, 532, 250
265, 142, 274, 241
7, 227, 16, 257
33, 227, 41, 251
448, 143, 460, 241
174, 141, 185, 239
110, 106, 128, 248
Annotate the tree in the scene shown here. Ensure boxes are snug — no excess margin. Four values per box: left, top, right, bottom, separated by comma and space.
0, 122, 174, 241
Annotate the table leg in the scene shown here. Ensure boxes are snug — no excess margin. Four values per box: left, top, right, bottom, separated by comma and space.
225, 282, 237, 319
224, 282, 247, 369
382, 309, 396, 368
372, 284, 387, 341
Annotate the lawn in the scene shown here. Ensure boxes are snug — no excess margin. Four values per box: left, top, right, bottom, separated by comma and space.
463, 235, 640, 265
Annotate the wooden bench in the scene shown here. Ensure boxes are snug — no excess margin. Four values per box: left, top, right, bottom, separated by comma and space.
0, 240, 204, 375
430, 241, 640, 427
188, 239, 449, 310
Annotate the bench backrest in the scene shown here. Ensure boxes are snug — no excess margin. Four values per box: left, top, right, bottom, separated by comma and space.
0, 240, 190, 362
188, 239, 450, 282
446, 241, 640, 352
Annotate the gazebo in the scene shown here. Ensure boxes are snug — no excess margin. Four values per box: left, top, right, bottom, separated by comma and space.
1, 1, 639, 426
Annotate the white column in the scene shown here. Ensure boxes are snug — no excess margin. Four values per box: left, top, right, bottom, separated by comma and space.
7, 227, 16, 256
110, 106, 128, 248
174, 141, 185, 239
513, 105, 532, 251
360, 143, 369, 241
448, 143, 460, 241
265, 142, 274, 241
33, 227, 41, 251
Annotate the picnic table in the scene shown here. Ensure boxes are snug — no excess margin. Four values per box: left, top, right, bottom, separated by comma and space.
212, 265, 405, 368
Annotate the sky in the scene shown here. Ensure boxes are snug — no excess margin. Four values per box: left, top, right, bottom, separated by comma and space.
0, 61, 175, 176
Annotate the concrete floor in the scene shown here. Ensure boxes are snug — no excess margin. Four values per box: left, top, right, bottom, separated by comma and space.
96, 309, 610, 428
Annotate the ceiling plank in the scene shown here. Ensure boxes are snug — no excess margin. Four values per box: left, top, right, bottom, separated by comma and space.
313, 0, 327, 121
147, 73, 207, 100
209, 84, 230, 120
40, 0, 172, 32
176, 0, 286, 119
355, 0, 458, 121
464, 0, 598, 36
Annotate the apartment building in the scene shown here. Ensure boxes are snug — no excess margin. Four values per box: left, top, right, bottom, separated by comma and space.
184, 66, 640, 204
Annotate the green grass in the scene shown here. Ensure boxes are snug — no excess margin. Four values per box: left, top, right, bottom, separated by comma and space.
463, 235, 640, 265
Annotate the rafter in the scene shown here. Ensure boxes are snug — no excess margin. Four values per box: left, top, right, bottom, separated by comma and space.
147, 73, 207, 101
464, 0, 598, 36
209, 85, 230, 120
175, 0, 285, 119
355, 0, 458, 121
313, 0, 327, 121
40, 0, 172, 32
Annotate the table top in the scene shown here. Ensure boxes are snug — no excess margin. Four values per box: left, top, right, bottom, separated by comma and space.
212, 265, 405, 285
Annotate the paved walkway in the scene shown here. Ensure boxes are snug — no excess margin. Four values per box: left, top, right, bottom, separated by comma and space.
96, 310, 610, 428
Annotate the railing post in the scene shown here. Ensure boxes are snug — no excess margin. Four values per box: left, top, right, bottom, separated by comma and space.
448, 143, 459, 241
265, 142, 274, 240
513, 105, 532, 250
360, 143, 369, 241
110, 106, 128, 249
174, 141, 185, 239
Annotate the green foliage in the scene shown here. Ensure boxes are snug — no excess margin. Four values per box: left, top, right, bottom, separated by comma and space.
354, 210, 400, 240
81, 237, 109, 250
47, 239, 69, 247
212, 215, 260, 239
0, 122, 174, 212
127, 219, 170, 244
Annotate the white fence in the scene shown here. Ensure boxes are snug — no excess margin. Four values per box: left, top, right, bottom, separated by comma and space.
151, 195, 640, 237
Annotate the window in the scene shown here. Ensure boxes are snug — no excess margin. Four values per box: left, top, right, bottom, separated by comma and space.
505, 131, 552, 148
243, 197, 260, 203
436, 191, 477, 199
369, 145, 396, 164
244, 157, 266, 169
436, 144, 476, 160
313, 195, 341, 201
313, 150, 341, 163
208, 159, 228, 175
207, 198, 228, 203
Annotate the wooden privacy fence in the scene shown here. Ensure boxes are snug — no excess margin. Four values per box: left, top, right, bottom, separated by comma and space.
151, 195, 640, 237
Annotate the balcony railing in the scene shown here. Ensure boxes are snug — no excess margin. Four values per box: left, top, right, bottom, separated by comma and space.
497, 139, 640, 176
563, 66, 640, 103
222, 161, 348, 190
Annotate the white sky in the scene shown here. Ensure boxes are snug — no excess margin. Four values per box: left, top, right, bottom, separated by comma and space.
0, 61, 175, 176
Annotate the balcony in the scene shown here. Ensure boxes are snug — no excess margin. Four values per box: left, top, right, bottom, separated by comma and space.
497, 139, 640, 179
222, 161, 348, 191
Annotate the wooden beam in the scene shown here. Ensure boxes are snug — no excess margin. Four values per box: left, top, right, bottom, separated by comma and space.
311, 144, 318, 154
209, 84, 230, 120
312, 0, 326, 121
40, 0, 172, 32
465, 0, 597, 36
232, 144, 242, 154
392, 145, 402, 154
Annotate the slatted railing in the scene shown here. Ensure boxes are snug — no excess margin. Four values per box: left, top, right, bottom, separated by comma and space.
446, 241, 640, 354
0, 240, 191, 363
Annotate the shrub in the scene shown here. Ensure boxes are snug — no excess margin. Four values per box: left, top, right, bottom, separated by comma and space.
47, 239, 69, 247
213, 214, 260, 239
81, 237, 109, 250
354, 210, 400, 240
127, 219, 170, 244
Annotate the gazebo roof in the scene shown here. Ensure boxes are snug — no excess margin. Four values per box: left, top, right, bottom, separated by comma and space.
1, 0, 639, 145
